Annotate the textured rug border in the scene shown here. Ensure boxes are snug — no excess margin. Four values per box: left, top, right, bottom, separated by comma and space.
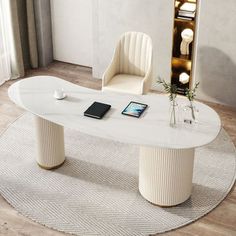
0, 112, 77, 236
0, 112, 26, 136
0, 112, 236, 235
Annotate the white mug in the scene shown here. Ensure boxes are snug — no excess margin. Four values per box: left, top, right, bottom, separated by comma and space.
54, 88, 65, 99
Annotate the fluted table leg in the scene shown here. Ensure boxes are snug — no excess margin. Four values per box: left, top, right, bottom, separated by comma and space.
35, 116, 65, 169
139, 146, 195, 206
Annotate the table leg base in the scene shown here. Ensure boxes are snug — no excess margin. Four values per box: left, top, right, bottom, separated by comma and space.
35, 116, 65, 169
139, 146, 195, 206
37, 160, 65, 170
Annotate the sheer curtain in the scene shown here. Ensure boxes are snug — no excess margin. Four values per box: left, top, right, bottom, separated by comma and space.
0, 0, 11, 85
0, 0, 53, 85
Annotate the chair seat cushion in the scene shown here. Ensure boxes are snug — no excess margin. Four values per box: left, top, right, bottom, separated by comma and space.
103, 74, 144, 95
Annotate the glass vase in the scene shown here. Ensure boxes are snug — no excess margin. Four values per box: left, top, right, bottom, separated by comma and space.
169, 99, 178, 127
183, 101, 199, 124
189, 101, 197, 121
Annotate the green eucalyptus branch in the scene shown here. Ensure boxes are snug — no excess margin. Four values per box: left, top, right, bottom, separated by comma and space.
157, 77, 178, 102
185, 82, 200, 102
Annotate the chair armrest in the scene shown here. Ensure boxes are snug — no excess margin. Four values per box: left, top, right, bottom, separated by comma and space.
141, 48, 153, 94
102, 47, 120, 87
102, 60, 117, 87
141, 67, 153, 94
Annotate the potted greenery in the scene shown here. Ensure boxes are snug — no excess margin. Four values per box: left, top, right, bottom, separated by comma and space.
157, 78, 178, 127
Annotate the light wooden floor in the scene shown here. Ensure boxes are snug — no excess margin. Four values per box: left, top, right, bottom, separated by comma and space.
0, 61, 235, 236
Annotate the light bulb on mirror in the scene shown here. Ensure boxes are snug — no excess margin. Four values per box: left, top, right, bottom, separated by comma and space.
180, 28, 194, 55
179, 72, 190, 84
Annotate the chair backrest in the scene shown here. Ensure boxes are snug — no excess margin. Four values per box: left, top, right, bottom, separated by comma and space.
117, 32, 153, 77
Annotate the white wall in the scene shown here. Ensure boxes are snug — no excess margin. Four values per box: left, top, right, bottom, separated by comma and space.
50, 0, 93, 67
194, 0, 236, 107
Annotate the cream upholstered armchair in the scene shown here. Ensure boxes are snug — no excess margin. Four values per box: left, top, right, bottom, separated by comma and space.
102, 32, 153, 95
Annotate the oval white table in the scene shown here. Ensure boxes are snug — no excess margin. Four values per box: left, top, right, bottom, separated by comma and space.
8, 76, 221, 206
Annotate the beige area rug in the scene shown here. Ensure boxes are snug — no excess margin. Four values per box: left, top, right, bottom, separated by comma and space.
0, 113, 235, 235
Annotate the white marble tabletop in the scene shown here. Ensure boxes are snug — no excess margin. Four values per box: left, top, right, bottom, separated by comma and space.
8, 76, 221, 149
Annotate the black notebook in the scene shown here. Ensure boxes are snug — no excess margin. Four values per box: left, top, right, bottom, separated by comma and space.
84, 102, 111, 119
